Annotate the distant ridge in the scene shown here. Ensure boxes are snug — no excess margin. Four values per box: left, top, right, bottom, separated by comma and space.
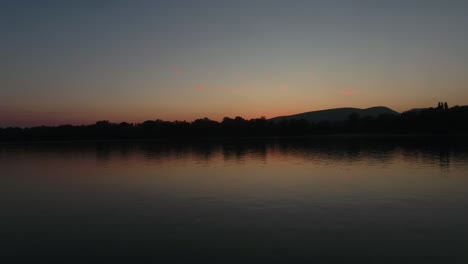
405, 108, 427, 113
2, 103, 468, 141
269, 106, 399, 123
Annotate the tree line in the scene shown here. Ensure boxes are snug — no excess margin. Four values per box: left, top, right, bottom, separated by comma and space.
1, 104, 468, 141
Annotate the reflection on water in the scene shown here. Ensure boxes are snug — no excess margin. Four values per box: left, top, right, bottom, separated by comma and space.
1, 137, 468, 263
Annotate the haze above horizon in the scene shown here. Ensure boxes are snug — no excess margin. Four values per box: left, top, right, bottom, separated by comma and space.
2, 0, 468, 127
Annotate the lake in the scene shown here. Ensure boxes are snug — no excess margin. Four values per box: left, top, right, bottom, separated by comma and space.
1, 137, 468, 263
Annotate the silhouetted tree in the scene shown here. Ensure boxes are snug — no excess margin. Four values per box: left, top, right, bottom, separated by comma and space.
437, 102, 443, 110
95, 120, 111, 128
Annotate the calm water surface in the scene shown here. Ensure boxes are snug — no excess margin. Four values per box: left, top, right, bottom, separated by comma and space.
1, 138, 468, 263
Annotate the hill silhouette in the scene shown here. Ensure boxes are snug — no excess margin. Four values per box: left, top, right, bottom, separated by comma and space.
270, 106, 399, 123
1, 103, 468, 141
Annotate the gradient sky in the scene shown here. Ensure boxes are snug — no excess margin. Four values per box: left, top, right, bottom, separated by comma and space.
2, 0, 468, 126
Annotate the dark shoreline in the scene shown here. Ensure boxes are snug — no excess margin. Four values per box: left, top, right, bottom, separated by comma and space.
2, 105, 468, 143
2, 133, 468, 145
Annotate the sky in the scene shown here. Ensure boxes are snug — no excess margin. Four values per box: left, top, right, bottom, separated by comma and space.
1, 0, 468, 127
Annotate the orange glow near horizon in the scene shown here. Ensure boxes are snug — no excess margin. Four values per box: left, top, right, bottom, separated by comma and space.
0, 99, 445, 127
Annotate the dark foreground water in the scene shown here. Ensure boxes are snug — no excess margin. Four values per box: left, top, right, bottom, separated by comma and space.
1, 137, 468, 263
